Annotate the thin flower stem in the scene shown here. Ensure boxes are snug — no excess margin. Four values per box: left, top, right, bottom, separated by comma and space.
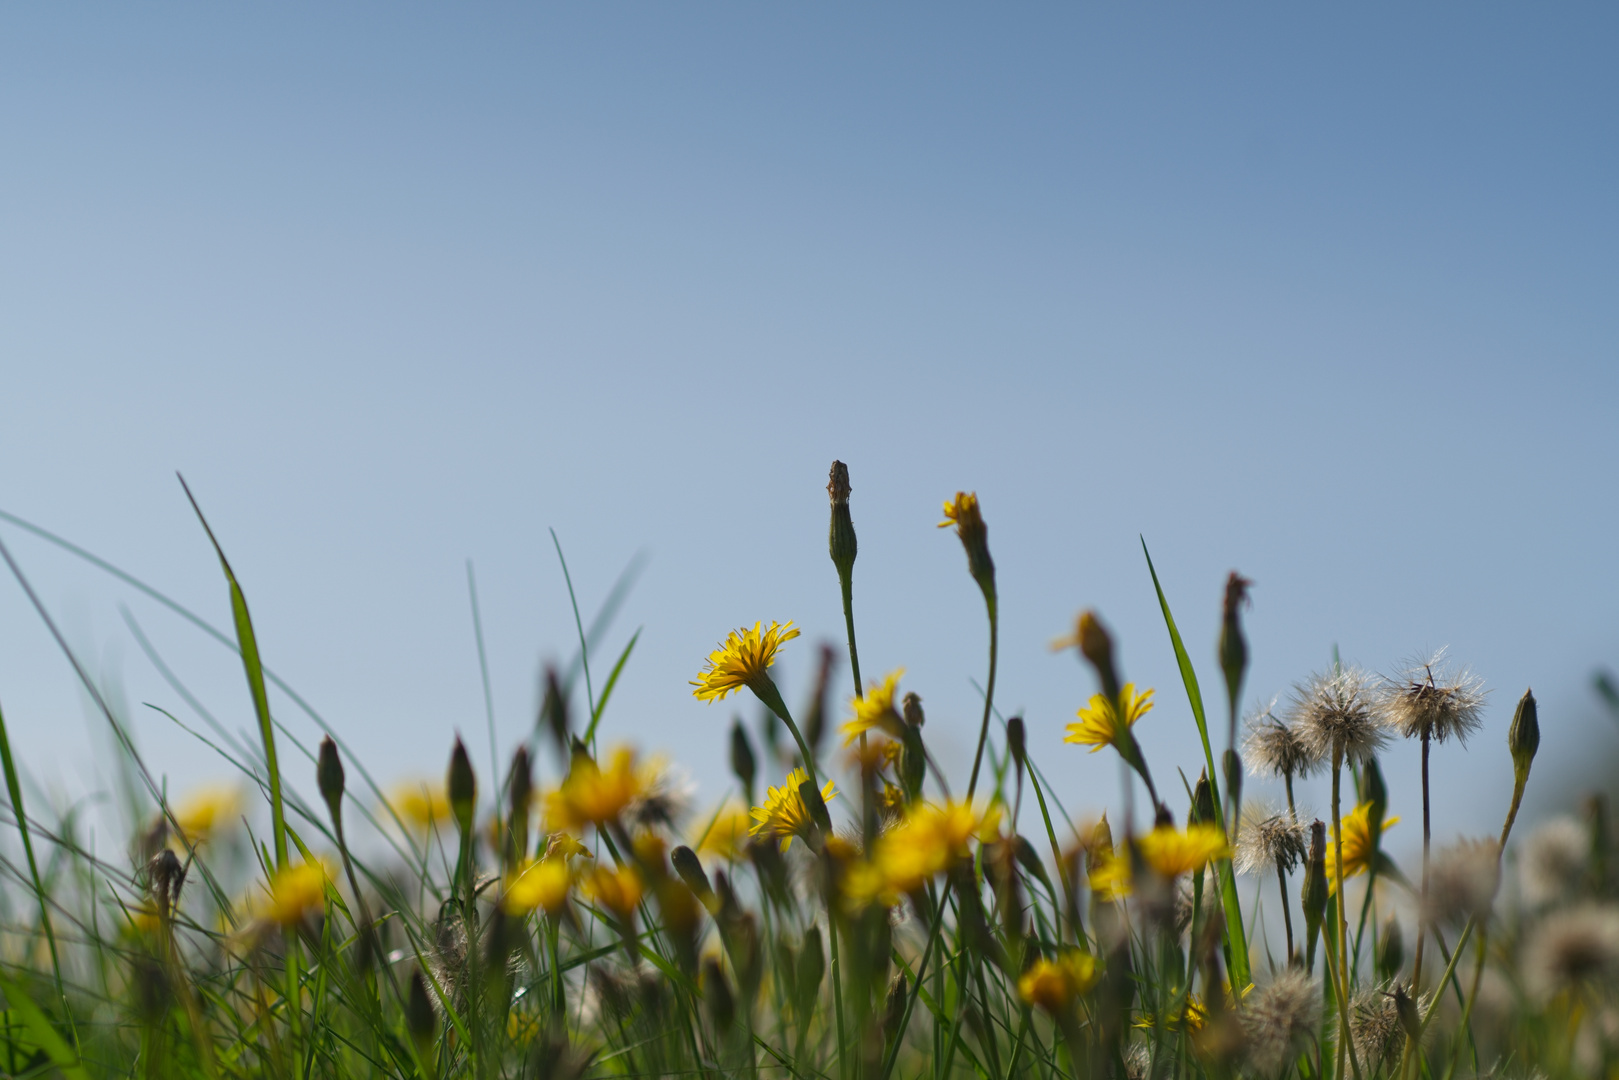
967, 600, 999, 801
1331, 748, 1364, 1080
839, 573, 863, 699
1277, 863, 1296, 965
1439, 928, 1488, 1080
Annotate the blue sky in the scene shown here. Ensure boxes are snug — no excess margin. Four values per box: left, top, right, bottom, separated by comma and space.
1, 5, 1615, 856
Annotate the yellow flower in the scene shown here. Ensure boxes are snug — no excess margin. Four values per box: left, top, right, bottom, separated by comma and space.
541, 832, 593, 861
937, 491, 984, 532
584, 863, 643, 920
1137, 823, 1231, 878
695, 806, 754, 861
544, 747, 656, 832
750, 769, 838, 851
1063, 684, 1155, 753
691, 621, 800, 703
1326, 802, 1399, 893
1018, 950, 1099, 1014
169, 784, 242, 844
504, 858, 573, 916
1088, 847, 1132, 901
262, 862, 329, 926
856, 800, 1000, 900
841, 669, 907, 744
387, 780, 451, 833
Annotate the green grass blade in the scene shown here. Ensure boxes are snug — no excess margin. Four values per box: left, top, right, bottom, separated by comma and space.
179, 475, 289, 871
550, 527, 596, 717
0, 969, 90, 1080
1140, 537, 1250, 987
0, 701, 70, 1030
583, 627, 641, 747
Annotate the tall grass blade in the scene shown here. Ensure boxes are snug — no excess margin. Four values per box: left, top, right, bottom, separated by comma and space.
583, 627, 641, 747
0, 971, 90, 1080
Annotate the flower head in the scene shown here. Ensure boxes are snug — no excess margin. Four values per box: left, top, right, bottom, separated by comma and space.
1289, 668, 1390, 765
841, 669, 907, 744
750, 769, 837, 851
1138, 823, 1232, 878
169, 784, 243, 844
387, 780, 451, 833
504, 858, 573, 916
545, 747, 660, 832
262, 862, 329, 926
1326, 802, 1399, 892
694, 806, 754, 862
1242, 703, 1323, 781
691, 621, 800, 703
1064, 684, 1154, 754
1523, 903, 1619, 1002
1422, 838, 1500, 925
938, 492, 994, 592
1382, 652, 1486, 745
1239, 969, 1320, 1075
1351, 984, 1424, 1070
1521, 816, 1590, 908
1018, 950, 1099, 1015
583, 864, 644, 921
862, 800, 1001, 899
1235, 803, 1309, 876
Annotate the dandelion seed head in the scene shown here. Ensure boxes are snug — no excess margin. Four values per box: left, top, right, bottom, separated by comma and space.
1289, 668, 1390, 765
1242, 702, 1324, 781
1383, 651, 1487, 745
1239, 969, 1319, 1076
1522, 903, 1619, 1002
1235, 803, 1309, 876
1351, 983, 1423, 1069
1422, 838, 1500, 925
1521, 816, 1590, 908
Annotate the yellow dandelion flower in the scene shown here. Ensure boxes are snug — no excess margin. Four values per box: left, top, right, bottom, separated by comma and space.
542, 832, 594, 862
1063, 684, 1154, 753
504, 857, 573, 916
169, 784, 242, 844
1326, 801, 1399, 893
695, 806, 754, 861
1018, 950, 1099, 1014
387, 780, 451, 833
750, 769, 837, 851
544, 746, 656, 832
1086, 824, 1231, 899
584, 863, 643, 920
122, 905, 162, 937
261, 862, 329, 926
868, 800, 1000, 897
937, 491, 983, 532
841, 669, 907, 744
691, 621, 800, 703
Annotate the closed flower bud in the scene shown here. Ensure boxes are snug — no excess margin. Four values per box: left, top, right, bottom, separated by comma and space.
1072, 610, 1122, 703
1302, 821, 1328, 935
506, 746, 532, 865
1510, 688, 1540, 782
1007, 716, 1027, 776
828, 461, 857, 579
670, 845, 715, 908
798, 924, 826, 1010
938, 492, 996, 605
1222, 748, 1242, 815
542, 666, 570, 755
1362, 756, 1388, 844
317, 736, 345, 824
1377, 918, 1404, 982
447, 737, 476, 836
407, 969, 436, 1045
803, 644, 835, 757
1191, 771, 1216, 826
730, 719, 756, 803
1219, 572, 1252, 714
902, 692, 926, 728
799, 778, 834, 837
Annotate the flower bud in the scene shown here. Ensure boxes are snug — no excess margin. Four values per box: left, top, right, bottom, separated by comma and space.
407, 969, 436, 1047
828, 461, 857, 580
938, 491, 996, 605
1509, 687, 1539, 784
730, 719, 757, 804
1363, 756, 1388, 844
541, 666, 570, 756
1190, 771, 1215, 826
447, 737, 476, 837
1302, 820, 1328, 938
506, 745, 533, 867
802, 644, 834, 757
1218, 572, 1251, 715
1074, 611, 1122, 703
670, 845, 715, 909
702, 956, 736, 1032
798, 924, 826, 1011
317, 736, 345, 827
799, 778, 834, 837
1377, 917, 1404, 982
1221, 748, 1242, 817
1007, 716, 1027, 777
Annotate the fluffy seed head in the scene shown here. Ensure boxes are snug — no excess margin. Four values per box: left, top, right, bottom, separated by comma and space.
1289, 668, 1390, 765
1422, 838, 1500, 925
1383, 651, 1486, 745
1521, 816, 1590, 908
1243, 700, 1323, 781
1522, 903, 1619, 1002
1239, 969, 1320, 1075
1235, 803, 1309, 876
1351, 983, 1424, 1069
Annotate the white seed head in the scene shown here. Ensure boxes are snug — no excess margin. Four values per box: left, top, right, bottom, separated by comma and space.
1521, 816, 1590, 909
1382, 651, 1486, 745
1242, 700, 1324, 780
1351, 983, 1425, 1069
1522, 903, 1619, 1002
1235, 802, 1309, 876
1422, 838, 1500, 925
1289, 668, 1390, 765
1239, 969, 1320, 1075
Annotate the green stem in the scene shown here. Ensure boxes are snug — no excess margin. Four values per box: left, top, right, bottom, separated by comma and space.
966, 597, 999, 801
1331, 749, 1363, 1080
1440, 928, 1487, 1080
749, 678, 820, 790
839, 572, 863, 697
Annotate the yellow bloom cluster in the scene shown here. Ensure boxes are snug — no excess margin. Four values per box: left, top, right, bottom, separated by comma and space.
387, 780, 451, 833
846, 800, 1001, 905
1088, 823, 1231, 899
841, 669, 906, 744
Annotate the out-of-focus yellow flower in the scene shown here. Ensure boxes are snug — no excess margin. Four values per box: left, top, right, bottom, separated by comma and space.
542, 832, 593, 862
841, 669, 907, 744
544, 747, 657, 832
1138, 823, 1231, 878
750, 769, 838, 851
387, 780, 451, 833
1063, 685, 1154, 754
691, 621, 800, 703
260, 862, 329, 926
1088, 846, 1132, 901
695, 806, 754, 861
505, 858, 573, 916
508, 1010, 541, 1047
1137, 995, 1209, 1033
1327, 802, 1399, 893
123, 905, 162, 936
584, 864, 643, 920
852, 800, 1000, 901
169, 784, 242, 844
1018, 950, 1099, 1014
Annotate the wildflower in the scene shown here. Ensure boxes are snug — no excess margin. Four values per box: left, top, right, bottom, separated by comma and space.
938, 491, 994, 595
388, 780, 451, 833
1239, 969, 1319, 1075
1521, 816, 1590, 908
1383, 652, 1486, 745
584, 864, 644, 921
1234, 804, 1309, 876
691, 621, 800, 703
841, 669, 907, 744
695, 806, 754, 861
261, 862, 329, 926
504, 858, 572, 916
1422, 838, 1500, 925
1063, 684, 1154, 754
1522, 903, 1619, 1002
1290, 668, 1389, 765
544, 746, 659, 832
1351, 984, 1424, 1070
750, 769, 838, 851
1017, 950, 1099, 1014
875, 800, 1001, 896
1138, 822, 1231, 878
169, 784, 242, 844
1325, 802, 1398, 892
1242, 704, 1323, 781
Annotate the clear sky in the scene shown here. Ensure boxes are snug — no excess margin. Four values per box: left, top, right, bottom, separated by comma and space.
1, 5, 1616, 859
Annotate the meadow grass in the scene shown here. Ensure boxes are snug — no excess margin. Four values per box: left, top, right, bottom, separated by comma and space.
0, 466, 1604, 1080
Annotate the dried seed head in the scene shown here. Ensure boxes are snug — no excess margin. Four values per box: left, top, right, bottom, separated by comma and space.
1351, 983, 1424, 1070
1239, 969, 1320, 1075
1289, 668, 1390, 765
1521, 816, 1590, 908
1235, 803, 1309, 876
1242, 701, 1323, 781
1422, 838, 1501, 925
1522, 903, 1619, 1002
901, 692, 925, 729
1383, 651, 1486, 745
